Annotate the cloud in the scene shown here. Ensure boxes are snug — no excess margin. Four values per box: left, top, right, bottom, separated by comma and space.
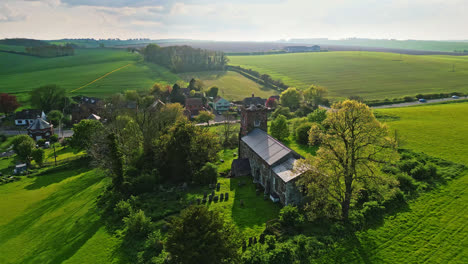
0, 3, 26, 22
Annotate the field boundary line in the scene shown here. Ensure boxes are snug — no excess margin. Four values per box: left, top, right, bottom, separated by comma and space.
69, 63, 133, 93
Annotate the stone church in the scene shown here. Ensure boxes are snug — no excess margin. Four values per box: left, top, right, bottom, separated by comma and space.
231, 103, 304, 205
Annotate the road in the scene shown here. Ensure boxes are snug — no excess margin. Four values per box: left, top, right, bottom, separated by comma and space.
0, 129, 74, 138
371, 96, 468, 109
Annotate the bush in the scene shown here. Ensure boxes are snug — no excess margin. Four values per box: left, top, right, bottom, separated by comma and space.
37, 139, 46, 147
196, 162, 218, 184
123, 209, 152, 237
361, 201, 385, 224
410, 163, 437, 181
271, 106, 292, 119
279, 205, 304, 227
397, 173, 418, 193
398, 159, 420, 173
114, 200, 133, 219
308, 123, 322, 146
295, 122, 313, 145
307, 108, 327, 123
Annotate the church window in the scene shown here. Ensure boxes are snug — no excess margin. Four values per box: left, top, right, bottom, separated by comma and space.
254, 120, 260, 127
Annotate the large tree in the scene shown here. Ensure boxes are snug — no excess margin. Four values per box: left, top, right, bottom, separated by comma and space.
70, 119, 103, 150
298, 100, 398, 222
196, 110, 215, 126
166, 205, 241, 264
0, 93, 20, 115
303, 85, 328, 107
280, 87, 302, 110
30, 85, 69, 113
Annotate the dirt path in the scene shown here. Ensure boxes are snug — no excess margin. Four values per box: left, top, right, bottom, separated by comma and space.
372, 96, 468, 109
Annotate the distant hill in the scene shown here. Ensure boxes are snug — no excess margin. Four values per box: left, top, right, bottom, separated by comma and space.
0, 38, 48, 47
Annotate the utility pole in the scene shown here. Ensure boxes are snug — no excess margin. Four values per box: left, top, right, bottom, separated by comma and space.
53, 142, 57, 166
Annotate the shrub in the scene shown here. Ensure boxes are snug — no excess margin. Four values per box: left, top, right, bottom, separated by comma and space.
123, 209, 152, 237
410, 163, 438, 181
196, 162, 218, 184
271, 106, 292, 119
37, 139, 46, 147
361, 201, 385, 224
114, 199, 133, 219
398, 159, 420, 173
307, 108, 327, 123
308, 123, 322, 146
295, 122, 313, 145
397, 173, 418, 193
279, 205, 304, 227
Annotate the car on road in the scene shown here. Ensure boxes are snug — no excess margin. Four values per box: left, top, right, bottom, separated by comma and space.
452, 95, 460, 99
418, 99, 427, 103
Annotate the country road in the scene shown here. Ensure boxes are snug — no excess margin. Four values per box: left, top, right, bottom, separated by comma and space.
371, 96, 468, 109
0, 129, 74, 138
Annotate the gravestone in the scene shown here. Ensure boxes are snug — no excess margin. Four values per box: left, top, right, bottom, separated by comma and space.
214, 195, 219, 202
202, 198, 206, 204
209, 194, 213, 202
259, 234, 265, 244
253, 237, 257, 244
248, 237, 252, 246
220, 193, 224, 201
225, 192, 229, 201
203, 191, 207, 198
216, 183, 221, 191
211, 190, 215, 197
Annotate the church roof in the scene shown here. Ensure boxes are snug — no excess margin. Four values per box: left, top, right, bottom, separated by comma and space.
273, 157, 302, 183
241, 128, 292, 166
27, 118, 52, 130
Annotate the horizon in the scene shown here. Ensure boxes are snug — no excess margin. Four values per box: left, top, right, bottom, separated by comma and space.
1, 0, 468, 41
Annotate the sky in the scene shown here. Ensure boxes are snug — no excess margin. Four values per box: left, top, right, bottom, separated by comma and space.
0, 0, 467, 41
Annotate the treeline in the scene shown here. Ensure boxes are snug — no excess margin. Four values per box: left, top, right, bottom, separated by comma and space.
362, 91, 466, 106
227, 65, 289, 91
25, 44, 75, 58
0, 38, 48, 47
142, 44, 228, 73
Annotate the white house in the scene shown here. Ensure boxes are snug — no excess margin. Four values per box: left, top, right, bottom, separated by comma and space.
213, 97, 230, 112
15, 109, 46, 126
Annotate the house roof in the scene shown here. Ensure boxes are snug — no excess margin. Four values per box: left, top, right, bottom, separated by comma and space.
214, 97, 228, 103
273, 157, 303, 183
15, 109, 42, 120
185, 98, 203, 106
28, 118, 52, 130
241, 128, 292, 166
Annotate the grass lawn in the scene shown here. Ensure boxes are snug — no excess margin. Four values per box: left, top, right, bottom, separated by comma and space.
0, 163, 123, 264
229, 51, 468, 100
322, 102, 468, 263
179, 71, 279, 101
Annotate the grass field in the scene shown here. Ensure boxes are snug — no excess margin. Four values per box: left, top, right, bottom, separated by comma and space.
229, 51, 468, 100
326, 102, 468, 263
0, 48, 180, 103
180, 71, 278, 101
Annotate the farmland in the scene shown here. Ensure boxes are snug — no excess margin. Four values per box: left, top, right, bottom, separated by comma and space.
328, 102, 468, 263
0, 48, 180, 103
179, 71, 278, 101
229, 51, 468, 100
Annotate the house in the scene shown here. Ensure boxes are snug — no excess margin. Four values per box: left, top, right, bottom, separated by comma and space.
184, 98, 205, 118
284, 45, 320, 52
242, 94, 266, 107
15, 109, 46, 126
231, 104, 304, 205
213, 97, 230, 112
27, 118, 54, 141
71, 96, 103, 124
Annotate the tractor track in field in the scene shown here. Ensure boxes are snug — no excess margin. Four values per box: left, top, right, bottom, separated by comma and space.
69, 63, 133, 93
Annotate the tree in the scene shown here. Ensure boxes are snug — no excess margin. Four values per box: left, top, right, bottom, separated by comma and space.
189, 78, 204, 91
196, 162, 218, 184
166, 205, 241, 264
295, 122, 313, 145
280, 87, 302, 110
298, 100, 398, 222
307, 108, 327, 123
70, 119, 103, 150
303, 85, 328, 106
12, 135, 36, 166
30, 84, 69, 113
308, 123, 322, 146
265, 97, 278, 108
220, 111, 237, 148
196, 110, 215, 125
272, 106, 292, 119
270, 114, 289, 141
32, 148, 45, 166
47, 110, 63, 127
206, 86, 219, 98
0, 93, 20, 114
279, 205, 304, 227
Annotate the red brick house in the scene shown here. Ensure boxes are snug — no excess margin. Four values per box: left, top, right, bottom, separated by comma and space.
27, 118, 54, 141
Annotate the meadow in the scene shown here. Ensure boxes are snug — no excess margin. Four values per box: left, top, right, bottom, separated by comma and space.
179, 71, 278, 101
0, 48, 180, 104
324, 102, 468, 263
229, 51, 468, 100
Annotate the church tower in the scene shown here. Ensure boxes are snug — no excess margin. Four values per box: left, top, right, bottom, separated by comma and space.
239, 103, 268, 137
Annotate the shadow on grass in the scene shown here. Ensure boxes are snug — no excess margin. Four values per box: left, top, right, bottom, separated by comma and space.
0, 170, 106, 263
229, 176, 281, 232
25, 158, 92, 190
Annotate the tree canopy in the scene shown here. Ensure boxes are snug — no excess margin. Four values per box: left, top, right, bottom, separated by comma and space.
0, 93, 20, 114
298, 100, 399, 221
30, 85, 70, 113
270, 114, 289, 141
280, 87, 302, 110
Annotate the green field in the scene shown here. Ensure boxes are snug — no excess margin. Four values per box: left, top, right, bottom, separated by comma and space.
229, 52, 468, 99
0, 48, 180, 103
180, 71, 278, 101
330, 102, 468, 263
